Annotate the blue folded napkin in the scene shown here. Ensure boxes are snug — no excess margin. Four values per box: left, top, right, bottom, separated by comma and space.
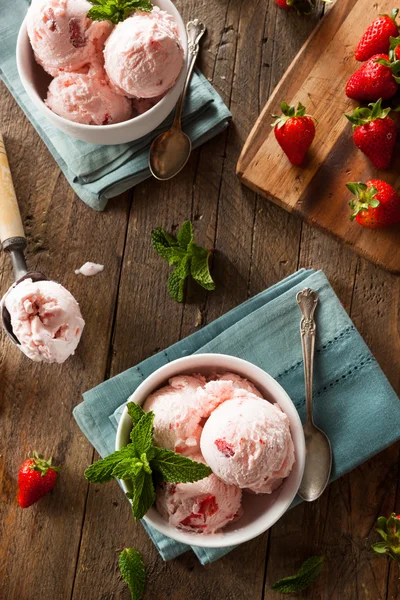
0, 0, 231, 211
73, 269, 400, 565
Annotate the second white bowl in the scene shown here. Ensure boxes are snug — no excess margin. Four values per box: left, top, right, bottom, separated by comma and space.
16, 0, 188, 145
116, 353, 305, 548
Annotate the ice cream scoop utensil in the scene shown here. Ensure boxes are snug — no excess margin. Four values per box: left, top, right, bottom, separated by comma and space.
296, 288, 332, 501
0, 132, 47, 344
149, 19, 206, 180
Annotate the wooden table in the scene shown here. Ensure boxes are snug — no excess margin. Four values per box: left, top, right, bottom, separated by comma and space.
0, 1, 399, 598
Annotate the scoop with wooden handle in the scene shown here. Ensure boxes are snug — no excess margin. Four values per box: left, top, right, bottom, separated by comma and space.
0, 133, 47, 345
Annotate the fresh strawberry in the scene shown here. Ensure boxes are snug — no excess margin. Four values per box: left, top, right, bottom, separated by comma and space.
346, 54, 400, 101
346, 180, 400, 228
271, 102, 315, 165
372, 513, 400, 562
389, 34, 400, 59
345, 99, 397, 169
18, 451, 61, 508
355, 9, 399, 61
274, 0, 314, 14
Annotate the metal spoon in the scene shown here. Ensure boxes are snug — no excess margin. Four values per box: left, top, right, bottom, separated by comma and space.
296, 288, 332, 501
0, 132, 47, 345
149, 19, 206, 180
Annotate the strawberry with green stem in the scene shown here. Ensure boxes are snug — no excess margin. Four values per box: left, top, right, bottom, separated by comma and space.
346, 54, 400, 101
345, 98, 397, 169
372, 513, 400, 562
274, 0, 314, 15
355, 9, 399, 61
346, 180, 400, 228
271, 102, 315, 166
18, 451, 61, 508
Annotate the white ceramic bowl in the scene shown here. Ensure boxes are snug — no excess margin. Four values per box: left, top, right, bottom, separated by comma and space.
16, 0, 188, 144
116, 353, 305, 548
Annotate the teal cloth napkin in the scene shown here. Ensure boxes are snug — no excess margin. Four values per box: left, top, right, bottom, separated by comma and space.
0, 0, 231, 211
73, 269, 400, 565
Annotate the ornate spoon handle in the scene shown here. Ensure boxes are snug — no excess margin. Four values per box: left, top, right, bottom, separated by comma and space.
296, 288, 319, 426
173, 20, 206, 129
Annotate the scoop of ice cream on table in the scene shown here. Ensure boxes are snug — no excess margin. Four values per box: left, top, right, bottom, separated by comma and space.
200, 395, 295, 494
104, 8, 184, 98
26, 0, 112, 77
46, 71, 133, 125
75, 262, 104, 276
156, 459, 242, 534
4, 278, 85, 363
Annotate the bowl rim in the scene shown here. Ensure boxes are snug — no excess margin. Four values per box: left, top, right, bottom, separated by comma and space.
16, 0, 188, 131
115, 353, 306, 548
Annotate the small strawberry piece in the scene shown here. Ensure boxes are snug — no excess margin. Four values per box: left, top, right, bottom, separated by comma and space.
271, 101, 315, 166
179, 513, 207, 529
197, 494, 218, 517
274, 0, 314, 14
102, 113, 111, 125
346, 54, 400, 101
345, 99, 397, 169
214, 438, 235, 457
346, 180, 400, 228
18, 451, 61, 508
44, 7, 57, 32
355, 9, 399, 61
69, 18, 86, 48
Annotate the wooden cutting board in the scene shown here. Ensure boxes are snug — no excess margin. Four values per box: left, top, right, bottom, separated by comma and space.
237, 0, 400, 274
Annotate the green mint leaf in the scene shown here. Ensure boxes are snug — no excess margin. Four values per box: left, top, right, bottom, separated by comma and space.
168, 269, 186, 302
131, 412, 154, 456
150, 448, 212, 483
177, 220, 193, 250
87, 0, 152, 22
190, 245, 215, 291
131, 470, 156, 520
84, 445, 137, 483
127, 401, 146, 429
87, 6, 113, 20
272, 556, 324, 593
111, 458, 143, 480
118, 548, 146, 600
152, 221, 216, 303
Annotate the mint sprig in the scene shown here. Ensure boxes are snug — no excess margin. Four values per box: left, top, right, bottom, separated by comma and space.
272, 556, 324, 593
84, 402, 212, 520
119, 548, 146, 600
152, 221, 216, 303
87, 0, 152, 24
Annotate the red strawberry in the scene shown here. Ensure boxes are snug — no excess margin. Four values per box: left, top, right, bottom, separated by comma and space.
272, 101, 315, 165
18, 451, 61, 508
346, 54, 400, 101
274, 0, 314, 14
346, 180, 400, 228
355, 9, 399, 61
345, 98, 397, 169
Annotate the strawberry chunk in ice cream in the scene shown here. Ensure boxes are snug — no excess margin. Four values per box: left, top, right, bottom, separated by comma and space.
4, 278, 85, 363
156, 461, 242, 534
27, 0, 112, 77
200, 396, 295, 494
104, 8, 184, 99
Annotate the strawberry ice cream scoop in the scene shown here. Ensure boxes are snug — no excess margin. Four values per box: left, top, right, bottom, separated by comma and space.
200, 397, 295, 494
27, 0, 112, 77
4, 278, 84, 363
45, 71, 132, 125
104, 8, 184, 99
156, 467, 242, 534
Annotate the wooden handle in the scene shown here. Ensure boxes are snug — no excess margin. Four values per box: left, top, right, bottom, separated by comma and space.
0, 132, 25, 245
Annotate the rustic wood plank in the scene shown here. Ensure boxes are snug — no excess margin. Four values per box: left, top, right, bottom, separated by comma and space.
0, 84, 131, 599
238, 0, 400, 274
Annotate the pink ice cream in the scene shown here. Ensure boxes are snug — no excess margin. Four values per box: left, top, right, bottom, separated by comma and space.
4, 278, 85, 363
104, 8, 184, 99
27, 0, 112, 77
200, 396, 295, 494
142, 372, 263, 455
75, 262, 104, 276
45, 71, 132, 124
156, 466, 242, 534
142, 374, 206, 455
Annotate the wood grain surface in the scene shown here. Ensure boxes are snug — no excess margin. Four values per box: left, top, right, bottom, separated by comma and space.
237, 0, 400, 274
0, 1, 399, 599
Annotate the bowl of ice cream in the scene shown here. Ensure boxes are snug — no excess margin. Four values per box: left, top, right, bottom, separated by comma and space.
116, 354, 305, 548
16, 0, 188, 144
